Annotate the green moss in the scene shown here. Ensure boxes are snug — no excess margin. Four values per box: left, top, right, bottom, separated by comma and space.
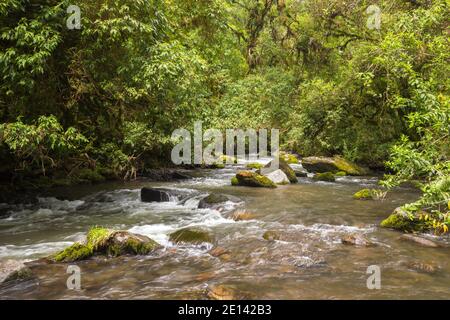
53, 243, 93, 262
231, 177, 239, 186
246, 163, 264, 170
233, 171, 277, 188
353, 189, 373, 200
313, 172, 336, 182
53, 227, 161, 262
86, 227, 112, 250
380, 209, 429, 232
333, 156, 367, 176
169, 228, 214, 244
335, 171, 347, 177
281, 152, 299, 164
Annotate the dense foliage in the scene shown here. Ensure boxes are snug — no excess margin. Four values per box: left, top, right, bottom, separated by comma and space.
0, 1, 448, 230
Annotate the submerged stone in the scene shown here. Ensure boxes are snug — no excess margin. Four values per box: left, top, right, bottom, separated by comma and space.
169, 227, 214, 245
263, 231, 281, 241
341, 234, 374, 247
399, 234, 440, 248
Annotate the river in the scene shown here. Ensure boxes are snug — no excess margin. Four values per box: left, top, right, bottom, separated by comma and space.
0, 159, 449, 299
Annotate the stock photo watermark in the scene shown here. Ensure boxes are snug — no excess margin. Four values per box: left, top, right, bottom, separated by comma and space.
366, 5, 381, 30
67, 5, 81, 30
66, 265, 81, 290
366, 265, 381, 290
171, 121, 280, 171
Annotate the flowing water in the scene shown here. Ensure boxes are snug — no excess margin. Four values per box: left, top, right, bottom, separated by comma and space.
0, 159, 449, 300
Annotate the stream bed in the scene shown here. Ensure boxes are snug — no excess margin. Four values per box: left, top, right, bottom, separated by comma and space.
0, 160, 449, 299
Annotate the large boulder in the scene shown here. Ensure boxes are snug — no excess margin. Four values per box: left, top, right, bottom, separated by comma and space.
263, 158, 298, 183
169, 227, 214, 245
52, 227, 161, 262
231, 171, 277, 188
264, 169, 289, 185
302, 156, 367, 176
141, 187, 171, 202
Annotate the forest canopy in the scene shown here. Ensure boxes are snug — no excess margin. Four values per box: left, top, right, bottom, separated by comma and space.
0, 0, 449, 228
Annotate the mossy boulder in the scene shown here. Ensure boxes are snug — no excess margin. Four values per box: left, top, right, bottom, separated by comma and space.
335, 171, 347, 177
263, 158, 298, 183
73, 168, 106, 183
232, 171, 277, 188
353, 189, 374, 200
169, 227, 214, 245
53, 227, 161, 262
302, 156, 368, 176
313, 172, 336, 182
280, 152, 299, 164
380, 208, 431, 233
246, 163, 264, 170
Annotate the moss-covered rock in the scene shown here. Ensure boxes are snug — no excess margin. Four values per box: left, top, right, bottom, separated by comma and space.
231, 176, 239, 186
335, 171, 347, 177
302, 156, 368, 176
53, 227, 161, 262
232, 171, 277, 188
263, 158, 298, 183
280, 152, 299, 164
169, 227, 214, 245
313, 172, 336, 182
354, 189, 386, 200
246, 163, 264, 170
380, 208, 430, 233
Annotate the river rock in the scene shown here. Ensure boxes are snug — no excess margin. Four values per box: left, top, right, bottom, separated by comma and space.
141, 187, 171, 202
263, 231, 281, 241
169, 227, 214, 245
341, 234, 374, 247
294, 256, 327, 269
264, 169, 290, 185
231, 210, 255, 221
209, 247, 232, 261
0, 260, 34, 284
198, 194, 230, 209
207, 284, 242, 300
313, 172, 335, 182
399, 234, 440, 248
302, 156, 367, 176
52, 227, 161, 262
405, 261, 439, 274
263, 158, 298, 183
231, 171, 277, 188
380, 207, 430, 233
